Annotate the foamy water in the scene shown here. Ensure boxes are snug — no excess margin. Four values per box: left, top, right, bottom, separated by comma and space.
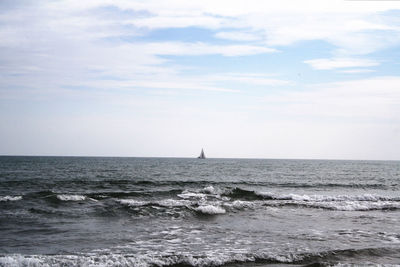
0, 195, 22, 201
57, 194, 86, 201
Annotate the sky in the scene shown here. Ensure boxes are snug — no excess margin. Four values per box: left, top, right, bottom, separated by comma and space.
0, 0, 400, 160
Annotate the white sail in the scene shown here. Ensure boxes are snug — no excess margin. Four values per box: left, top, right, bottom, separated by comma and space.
198, 149, 206, 159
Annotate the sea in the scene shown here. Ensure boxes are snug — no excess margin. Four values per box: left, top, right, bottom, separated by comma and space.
1, 156, 400, 266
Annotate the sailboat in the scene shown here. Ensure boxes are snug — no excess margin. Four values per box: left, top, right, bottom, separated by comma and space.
198, 148, 206, 159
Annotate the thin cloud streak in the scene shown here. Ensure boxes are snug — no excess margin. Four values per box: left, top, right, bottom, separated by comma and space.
304, 58, 380, 70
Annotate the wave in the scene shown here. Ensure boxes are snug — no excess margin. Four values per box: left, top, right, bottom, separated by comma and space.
288, 200, 400, 211
21, 189, 182, 202
194, 205, 226, 215
123, 180, 392, 190
224, 187, 400, 202
56, 194, 86, 201
0, 178, 393, 196
177, 191, 208, 199
116, 199, 400, 214
223, 200, 256, 210
1, 247, 399, 266
117, 199, 148, 207
25, 190, 60, 201
117, 198, 191, 208
176, 187, 400, 212
222, 187, 265, 201
0, 195, 22, 201
257, 192, 400, 202
9, 186, 400, 215
87, 189, 183, 199
73, 179, 396, 189
8, 178, 387, 189
223, 189, 400, 211
24, 191, 89, 202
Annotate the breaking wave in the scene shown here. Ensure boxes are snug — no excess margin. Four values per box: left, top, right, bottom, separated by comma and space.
116, 198, 190, 208
0, 195, 22, 201
1, 247, 399, 266
257, 192, 400, 202
289, 200, 400, 211
57, 194, 86, 201
224, 187, 400, 202
194, 205, 226, 215
5, 186, 400, 216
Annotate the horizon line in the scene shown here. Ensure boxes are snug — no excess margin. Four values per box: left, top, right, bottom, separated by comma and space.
0, 154, 398, 162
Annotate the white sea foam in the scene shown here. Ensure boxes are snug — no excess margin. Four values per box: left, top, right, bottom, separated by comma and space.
5, 245, 397, 267
0, 195, 22, 201
177, 191, 207, 199
195, 205, 226, 215
201, 185, 221, 195
257, 192, 399, 202
56, 194, 86, 201
255, 191, 400, 211
256, 192, 292, 200
0, 251, 305, 267
117, 199, 190, 208
6, 250, 397, 267
0, 255, 43, 266
158, 199, 190, 207
299, 200, 400, 211
224, 200, 255, 210
117, 199, 148, 206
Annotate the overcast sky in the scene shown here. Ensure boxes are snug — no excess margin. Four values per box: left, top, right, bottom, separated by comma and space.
1, 0, 400, 159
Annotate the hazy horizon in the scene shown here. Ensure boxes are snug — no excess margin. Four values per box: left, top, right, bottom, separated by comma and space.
1, 154, 399, 162
1, 0, 400, 160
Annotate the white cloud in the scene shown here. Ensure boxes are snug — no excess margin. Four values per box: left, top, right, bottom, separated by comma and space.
339, 69, 375, 74
0, 1, 398, 98
5, 0, 399, 52
86, 0, 400, 17
260, 76, 400, 121
126, 15, 226, 30
100, 0, 400, 55
142, 42, 276, 56
215, 31, 261, 41
73, 79, 240, 93
206, 73, 291, 86
304, 58, 379, 70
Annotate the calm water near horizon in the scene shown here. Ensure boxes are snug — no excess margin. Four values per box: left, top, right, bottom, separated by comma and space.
1, 156, 400, 266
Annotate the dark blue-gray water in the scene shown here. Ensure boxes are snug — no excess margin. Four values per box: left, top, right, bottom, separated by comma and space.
1, 156, 400, 266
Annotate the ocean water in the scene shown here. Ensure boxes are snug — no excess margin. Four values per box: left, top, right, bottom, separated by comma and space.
1, 157, 400, 266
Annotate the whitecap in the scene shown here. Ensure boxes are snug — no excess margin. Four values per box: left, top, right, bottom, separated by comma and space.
57, 194, 86, 201
0, 250, 383, 267
256, 191, 292, 200
201, 185, 218, 194
117, 199, 148, 206
257, 192, 398, 202
224, 200, 255, 210
302, 201, 400, 211
0, 195, 22, 201
177, 191, 207, 199
0, 250, 327, 267
157, 199, 190, 207
195, 205, 226, 215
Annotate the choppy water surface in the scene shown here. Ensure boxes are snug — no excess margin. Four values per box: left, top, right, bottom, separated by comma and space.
1, 157, 400, 266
